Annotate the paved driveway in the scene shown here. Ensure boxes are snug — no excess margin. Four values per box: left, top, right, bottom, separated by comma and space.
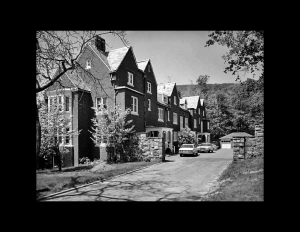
43, 149, 233, 201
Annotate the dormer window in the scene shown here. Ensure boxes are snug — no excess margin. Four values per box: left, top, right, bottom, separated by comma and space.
86, 59, 91, 69
127, 72, 134, 86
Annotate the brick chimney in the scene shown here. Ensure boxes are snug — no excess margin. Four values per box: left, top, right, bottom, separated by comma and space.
95, 35, 106, 53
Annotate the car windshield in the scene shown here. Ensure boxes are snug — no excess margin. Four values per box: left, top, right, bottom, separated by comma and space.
200, 143, 211, 146
181, 144, 194, 148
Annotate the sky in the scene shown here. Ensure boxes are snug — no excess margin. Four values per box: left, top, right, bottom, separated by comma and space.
100, 31, 260, 85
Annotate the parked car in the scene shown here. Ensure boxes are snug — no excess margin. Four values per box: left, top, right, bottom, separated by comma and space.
197, 143, 214, 153
179, 144, 198, 157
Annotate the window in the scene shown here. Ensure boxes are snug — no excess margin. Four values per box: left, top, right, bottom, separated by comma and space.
148, 99, 151, 111
194, 119, 197, 128
174, 96, 177, 105
65, 128, 70, 144
163, 95, 168, 104
185, 117, 188, 128
96, 97, 107, 110
127, 72, 134, 86
131, 96, 138, 115
173, 131, 178, 142
167, 131, 171, 142
180, 116, 183, 130
201, 121, 203, 132
58, 96, 62, 104
147, 82, 152, 94
198, 108, 200, 114
158, 108, 164, 121
168, 110, 170, 121
86, 59, 91, 69
203, 110, 205, 117
65, 96, 70, 112
173, 112, 178, 124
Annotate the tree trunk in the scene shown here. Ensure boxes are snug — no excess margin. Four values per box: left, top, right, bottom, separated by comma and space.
36, 103, 41, 170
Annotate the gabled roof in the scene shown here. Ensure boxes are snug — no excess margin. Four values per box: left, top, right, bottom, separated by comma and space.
107, 46, 130, 72
181, 96, 200, 109
65, 70, 91, 92
137, 59, 149, 71
157, 82, 176, 96
219, 132, 254, 139
88, 43, 111, 70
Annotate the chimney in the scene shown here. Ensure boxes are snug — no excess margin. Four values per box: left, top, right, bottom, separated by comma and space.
95, 35, 105, 53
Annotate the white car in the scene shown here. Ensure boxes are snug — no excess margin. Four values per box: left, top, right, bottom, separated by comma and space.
179, 144, 198, 157
197, 143, 214, 153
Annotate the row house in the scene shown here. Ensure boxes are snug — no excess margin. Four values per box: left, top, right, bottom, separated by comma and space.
45, 35, 210, 166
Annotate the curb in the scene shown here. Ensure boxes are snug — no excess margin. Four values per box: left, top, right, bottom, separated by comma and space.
37, 161, 165, 201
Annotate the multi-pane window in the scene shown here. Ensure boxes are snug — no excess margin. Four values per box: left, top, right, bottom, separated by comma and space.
194, 119, 197, 128
174, 96, 177, 105
148, 99, 151, 111
173, 131, 178, 142
127, 72, 134, 86
65, 128, 70, 144
96, 97, 107, 110
86, 59, 91, 69
180, 116, 183, 130
158, 108, 164, 121
65, 96, 70, 112
147, 82, 152, 94
173, 112, 178, 124
185, 117, 188, 128
131, 96, 138, 114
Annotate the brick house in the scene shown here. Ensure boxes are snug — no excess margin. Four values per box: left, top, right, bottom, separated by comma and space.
45, 35, 210, 167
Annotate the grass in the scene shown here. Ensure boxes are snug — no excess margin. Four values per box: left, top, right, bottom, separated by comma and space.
36, 159, 162, 200
204, 155, 264, 201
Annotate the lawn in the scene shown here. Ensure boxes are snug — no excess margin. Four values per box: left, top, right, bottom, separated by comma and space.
36, 159, 162, 200
203, 155, 264, 201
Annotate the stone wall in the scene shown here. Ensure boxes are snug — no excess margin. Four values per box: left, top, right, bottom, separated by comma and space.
233, 124, 264, 161
138, 134, 165, 161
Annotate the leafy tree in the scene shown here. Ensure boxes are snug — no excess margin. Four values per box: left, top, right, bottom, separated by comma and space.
178, 127, 197, 147
36, 31, 128, 169
89, 105, 141, 163
205, 31, 264, 83
39, 95, 80, 171
196, 74, 210, 99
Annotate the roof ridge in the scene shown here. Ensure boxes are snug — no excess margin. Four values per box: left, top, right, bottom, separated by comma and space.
137, 59, 150, 63
108, 46, 130, 52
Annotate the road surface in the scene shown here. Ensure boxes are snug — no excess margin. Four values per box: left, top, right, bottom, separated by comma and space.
42, 148, 233, 201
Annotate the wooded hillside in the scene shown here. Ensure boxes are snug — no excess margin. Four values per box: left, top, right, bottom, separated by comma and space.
177, 79, 264, 141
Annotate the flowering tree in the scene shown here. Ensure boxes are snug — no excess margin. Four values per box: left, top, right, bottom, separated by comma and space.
178, 127, 197, 147
89, 105, 141, 163
39, 96, 80, 171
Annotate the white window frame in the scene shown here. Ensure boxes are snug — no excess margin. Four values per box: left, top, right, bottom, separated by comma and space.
127, 72, 134, 87
158, 108, 164, 121
173, 112, 178, 125
96, 97, 107, 110
131, 96, 138, 115
147, 82, 152, 94
174, 96, 177, 105
194, 119, 197, 128
148, 99, 151, 111
86, 59, 91, 69
168, 110, 170, 121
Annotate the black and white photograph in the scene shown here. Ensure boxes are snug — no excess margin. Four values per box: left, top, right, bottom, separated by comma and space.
36, 31, 264, 201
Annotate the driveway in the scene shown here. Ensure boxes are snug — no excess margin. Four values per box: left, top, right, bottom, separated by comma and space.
42, 149, 233, 201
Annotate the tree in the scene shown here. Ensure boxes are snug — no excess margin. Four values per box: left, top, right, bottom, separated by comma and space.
89, 105, 141, 163
178, 127, 197, 147
39, 95, 80, 171
196, 74, 210, 99
205, 31, 264, 84
36, 31, 128, 169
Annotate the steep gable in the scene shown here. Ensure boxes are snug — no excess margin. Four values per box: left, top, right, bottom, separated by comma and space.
157, 82, 176, 96
181, 96, 200, 109
107, 46, 132, 72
